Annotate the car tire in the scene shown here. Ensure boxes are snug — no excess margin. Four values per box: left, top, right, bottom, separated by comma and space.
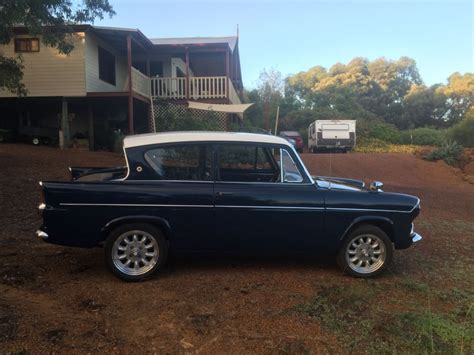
105, 223, 168, 282
337, 224, 393, 278
32, 137, 40, 145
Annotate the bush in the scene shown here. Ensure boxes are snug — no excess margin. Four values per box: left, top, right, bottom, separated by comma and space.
424, 141, 463, 166
448, 113, 474, 148
363, 121, 403, 144
401, 127, 447, 146
158, 108, 221, 132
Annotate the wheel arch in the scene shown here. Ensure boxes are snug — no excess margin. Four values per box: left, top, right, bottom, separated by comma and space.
338, 216, 395, 247
101, 215, 172, 242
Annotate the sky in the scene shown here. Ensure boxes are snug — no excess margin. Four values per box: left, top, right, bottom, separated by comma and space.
96, 0, 473, 88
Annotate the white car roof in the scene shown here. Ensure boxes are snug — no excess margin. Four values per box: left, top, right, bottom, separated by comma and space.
123, 131, 291, 149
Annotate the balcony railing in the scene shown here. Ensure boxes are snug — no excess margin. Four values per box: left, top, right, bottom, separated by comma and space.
150, 76, 241, 103
131, 74, 241, 104
131, 67, 151, 98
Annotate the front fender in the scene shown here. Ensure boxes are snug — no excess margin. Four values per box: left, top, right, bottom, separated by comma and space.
339, 215, 395, 244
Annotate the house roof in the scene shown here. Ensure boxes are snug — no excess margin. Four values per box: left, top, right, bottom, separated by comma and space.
123, 131, 290, 149
150, 36, 238, 52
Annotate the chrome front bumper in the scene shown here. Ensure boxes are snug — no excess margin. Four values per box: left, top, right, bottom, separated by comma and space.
410, 223, 422, 243
35, 229, 49, 240
411, 232, 422, 243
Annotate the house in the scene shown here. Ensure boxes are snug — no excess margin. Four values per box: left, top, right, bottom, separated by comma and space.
0, 25, 243, 150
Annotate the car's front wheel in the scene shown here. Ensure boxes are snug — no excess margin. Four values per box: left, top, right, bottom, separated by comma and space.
337, 225, 393, 278
105, 223, 168, 282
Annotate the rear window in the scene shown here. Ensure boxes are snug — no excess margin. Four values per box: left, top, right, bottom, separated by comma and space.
322, 124, 349, 130
144, 144, 212, 181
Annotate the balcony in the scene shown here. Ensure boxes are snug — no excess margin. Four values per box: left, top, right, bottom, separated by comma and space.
149, 76, 241, 104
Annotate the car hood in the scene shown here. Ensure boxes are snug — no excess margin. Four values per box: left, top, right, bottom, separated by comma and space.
313, 176, 366, 191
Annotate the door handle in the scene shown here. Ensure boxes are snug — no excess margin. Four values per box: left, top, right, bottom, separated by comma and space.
217, 192, 233, 196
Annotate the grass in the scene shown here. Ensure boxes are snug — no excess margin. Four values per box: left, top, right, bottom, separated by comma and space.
292, 218, 474, 354
293, 283, 473, 354
354, 138, 422, 154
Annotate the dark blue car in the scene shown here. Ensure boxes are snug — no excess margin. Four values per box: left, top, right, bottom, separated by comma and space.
36, 132, 422, 281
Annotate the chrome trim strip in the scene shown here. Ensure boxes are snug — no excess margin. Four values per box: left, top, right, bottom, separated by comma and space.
60, 203, 213, 208
59, 203, 417, 213
326, 207, 415, 213
217, 205, 325, 211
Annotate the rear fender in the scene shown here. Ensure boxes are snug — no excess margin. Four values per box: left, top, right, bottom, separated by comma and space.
101, 215, 172, 242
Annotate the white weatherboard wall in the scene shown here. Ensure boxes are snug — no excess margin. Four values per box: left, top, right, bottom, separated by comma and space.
0, 33, 87, 97
84, 33, 128, 93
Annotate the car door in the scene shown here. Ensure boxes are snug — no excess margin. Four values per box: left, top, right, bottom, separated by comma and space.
141, 143, 216, 252
214, 143, 325, 254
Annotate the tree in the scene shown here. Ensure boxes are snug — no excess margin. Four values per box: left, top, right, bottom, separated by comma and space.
256, 68, 284, 131
436, 72, 474, 125
0, 0, 115, 95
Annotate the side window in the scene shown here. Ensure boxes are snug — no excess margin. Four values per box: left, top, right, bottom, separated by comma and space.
144, 145, 212, 181
281, 149, 304, 183
218, 144, 279, 182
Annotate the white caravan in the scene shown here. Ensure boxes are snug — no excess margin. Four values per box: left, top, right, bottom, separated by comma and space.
308, 120, 356, 153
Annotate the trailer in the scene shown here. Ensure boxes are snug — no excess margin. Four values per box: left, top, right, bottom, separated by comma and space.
308, 120, 356, 153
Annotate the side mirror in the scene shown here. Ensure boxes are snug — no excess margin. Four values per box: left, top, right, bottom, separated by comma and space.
370, 181, 384, 192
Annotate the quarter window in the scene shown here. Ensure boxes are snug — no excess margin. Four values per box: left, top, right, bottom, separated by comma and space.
14, 38, 40, 53
144, 145, 212, 181
281, 149, 304, 183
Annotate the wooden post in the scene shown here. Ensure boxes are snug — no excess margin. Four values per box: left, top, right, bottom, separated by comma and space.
127, 35, 134, 134
146, 57, 151, 76
88, 105, 94, 151
185, 47, 190, 100
225, 49, 230, 102
60, 97, 69, 149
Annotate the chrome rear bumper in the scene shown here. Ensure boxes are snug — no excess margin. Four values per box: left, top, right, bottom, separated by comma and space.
35, 230, 49, 240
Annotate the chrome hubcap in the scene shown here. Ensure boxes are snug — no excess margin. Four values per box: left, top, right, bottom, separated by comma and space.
112, 230, 159, 276
345, 234, 386, 274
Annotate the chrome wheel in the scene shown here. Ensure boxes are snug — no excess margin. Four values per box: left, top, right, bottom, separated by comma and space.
345, 234, 386, 274
112, 230, 159, 276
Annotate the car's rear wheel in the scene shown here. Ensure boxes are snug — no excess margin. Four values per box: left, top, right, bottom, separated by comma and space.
337, 225, 393, 278
105, 223, 168, 282
32, 137, 40, 145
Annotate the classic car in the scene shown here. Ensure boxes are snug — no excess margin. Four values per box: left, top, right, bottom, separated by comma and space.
36, 132, 422, 281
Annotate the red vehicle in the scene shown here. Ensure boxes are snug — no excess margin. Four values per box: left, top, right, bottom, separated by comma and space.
279, 131, 304, 153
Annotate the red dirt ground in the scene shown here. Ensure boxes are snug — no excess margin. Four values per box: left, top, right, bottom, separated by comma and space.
0, 144, 473, 353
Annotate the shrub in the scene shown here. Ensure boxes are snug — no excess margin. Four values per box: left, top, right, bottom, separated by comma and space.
424, 141, 463, 166
364, 121, 403, 144
158, 108, 221, 132
401, 127, 446, 146
448, 113, 474, 148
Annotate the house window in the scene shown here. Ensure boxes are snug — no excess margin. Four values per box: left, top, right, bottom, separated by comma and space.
98, 46, 116, 85
14, 38, 40, 53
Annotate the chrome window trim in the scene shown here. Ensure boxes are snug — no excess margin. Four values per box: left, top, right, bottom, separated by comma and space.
123, 179, 214, 184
